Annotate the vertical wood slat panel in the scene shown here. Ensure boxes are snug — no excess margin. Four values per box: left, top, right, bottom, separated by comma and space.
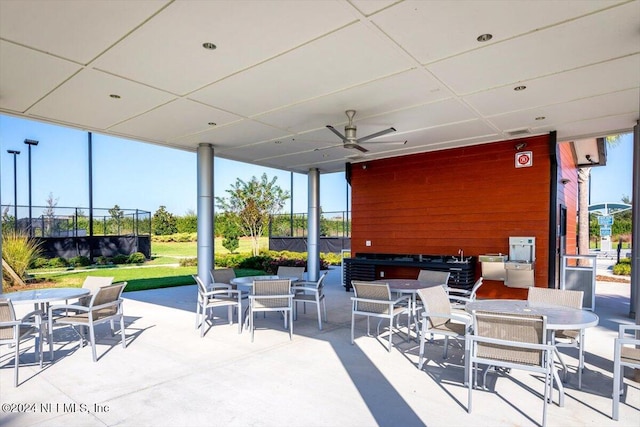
351, 135, 555, 289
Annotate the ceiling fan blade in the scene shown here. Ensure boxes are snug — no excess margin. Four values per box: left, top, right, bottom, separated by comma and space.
326, 125, 346, 141
360, 139, 407, 146
356, 127, 396, 143
349, 143, 369, 153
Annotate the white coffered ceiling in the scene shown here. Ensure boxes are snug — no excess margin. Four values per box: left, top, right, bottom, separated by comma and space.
1, 0, 638, 173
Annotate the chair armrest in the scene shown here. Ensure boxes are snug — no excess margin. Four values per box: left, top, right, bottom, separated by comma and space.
249, 294, 293, 302
291, 285, 318, 294
50, 304, 91, 315
210, 282, 232, 291
618, 324, 640, 338
294, 280, 317, 287
446, 287, 471, 296
0, 319, 21, 327
20, 309, 43, 322
448, 295, 472, 304
615, 337, 640, 347
392, 295, 411, 305
468, 334, 555, 352
449, 311, 472, 325
203, 288, 241, 298
350, 296, 409, 305
421, 311, 471, 326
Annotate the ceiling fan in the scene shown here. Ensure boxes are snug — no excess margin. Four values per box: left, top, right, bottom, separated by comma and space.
325, 110, 406, 153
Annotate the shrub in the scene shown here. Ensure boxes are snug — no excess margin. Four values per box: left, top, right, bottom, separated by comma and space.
613, 258, 631, 276
238, 255, 274, 271
214, 253, 246, 268
222, 234, 240, 253
151, 232, 197, 243
69, 256, 91, 267
2, 232, 42, 285
47, 257, 69, 268
128, 252, 146, 264
96, 256, 110, 265
176, 213, 198, 233
179, 257, 198, 267
112, 254, 129, 265
320, 252, 342, 266
31, 257, 50, 269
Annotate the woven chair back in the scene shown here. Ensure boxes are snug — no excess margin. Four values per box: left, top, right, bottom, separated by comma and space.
211, 268, 236, 284
528, 287, 583, 309
276, 266, 305, 280
474, 310, 546, 366
253, 279, 291, 308
0, 299, 17, 340
352, 281, 391, 314
78, 276, 114, 306
90, 283, 126, 319
417, 270, 450, 285
417, 285, 451, 328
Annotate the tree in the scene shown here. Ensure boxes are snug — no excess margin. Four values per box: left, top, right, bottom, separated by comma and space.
216, 173, 289, 256
176, 209, 198, 233
43, 192, 59, 237
152, 206, 177, 235
109, 204, 124, 235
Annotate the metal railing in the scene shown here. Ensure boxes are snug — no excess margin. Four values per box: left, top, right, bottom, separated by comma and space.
1, 204, 151, 237
269, 211, 351, 238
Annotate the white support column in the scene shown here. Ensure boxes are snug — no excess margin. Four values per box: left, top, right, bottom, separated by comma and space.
197, 144, 214, 286
631, 121, 639, 320
307, 168, 320, 281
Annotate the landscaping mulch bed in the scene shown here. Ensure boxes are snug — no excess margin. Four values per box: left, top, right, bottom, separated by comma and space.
596, 275, 631, 284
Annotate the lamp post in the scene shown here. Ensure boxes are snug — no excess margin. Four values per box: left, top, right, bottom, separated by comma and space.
24, 139, 39, 237
6, 149, 20, 232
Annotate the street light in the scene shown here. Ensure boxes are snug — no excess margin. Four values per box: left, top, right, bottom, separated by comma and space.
24, 139, 39, 237
6, 149, 20, 232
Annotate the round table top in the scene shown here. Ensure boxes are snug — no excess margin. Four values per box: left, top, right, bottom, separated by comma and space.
376, 278, 446, 292
466, 299, 599, 330
4, 287, 90, 304
230, 275, 299, 286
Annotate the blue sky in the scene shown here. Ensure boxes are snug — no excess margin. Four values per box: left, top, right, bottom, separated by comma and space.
0, 114, 634, 218
0, 114, 349, 217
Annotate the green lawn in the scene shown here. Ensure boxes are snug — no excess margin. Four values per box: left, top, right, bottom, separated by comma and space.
151, 237, 268, 263
22, 237, 271, 293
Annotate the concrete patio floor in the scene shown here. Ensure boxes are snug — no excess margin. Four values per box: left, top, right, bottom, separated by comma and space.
1, 267, 638, 427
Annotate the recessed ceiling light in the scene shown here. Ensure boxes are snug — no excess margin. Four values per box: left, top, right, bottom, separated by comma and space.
535, 116, 546, 121
202, 42, 217, 50
514, 85, 527, 91
208, 122, 216, 126
109, 94, 121, 99
477, 33, 493, 42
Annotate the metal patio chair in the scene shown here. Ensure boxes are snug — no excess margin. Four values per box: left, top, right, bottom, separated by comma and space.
527, 287, 585, 388
292, 272, 328, 330
612, 324, 640, 420
416, 285, 472, 370
48, 282, 127, 362
0, 299, 44, 386
350, 281, 409, 352
247, 279, 293, 342
194, 275, 243, 337
448, 277, 484, 309
468, 310, 555, 427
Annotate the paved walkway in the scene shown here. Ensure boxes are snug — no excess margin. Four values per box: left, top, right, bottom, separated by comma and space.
1, 267, 638, 426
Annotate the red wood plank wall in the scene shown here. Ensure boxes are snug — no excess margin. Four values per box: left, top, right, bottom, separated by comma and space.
350, 134, 564, 297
